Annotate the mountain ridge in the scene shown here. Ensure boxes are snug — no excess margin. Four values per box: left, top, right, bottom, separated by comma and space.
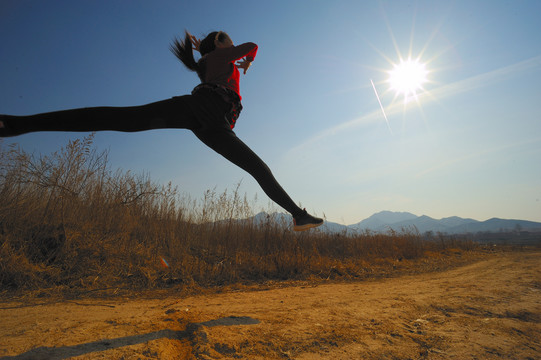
324, 211, 541, 234
250, 210, 541, 234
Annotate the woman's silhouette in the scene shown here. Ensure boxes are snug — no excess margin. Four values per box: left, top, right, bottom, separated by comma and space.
0, 31, 323, 231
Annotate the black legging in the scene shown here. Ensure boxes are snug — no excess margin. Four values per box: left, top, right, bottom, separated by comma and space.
0, 89, 304, 217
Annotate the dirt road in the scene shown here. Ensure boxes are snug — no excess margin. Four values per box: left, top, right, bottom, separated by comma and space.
1, 251, 539, 359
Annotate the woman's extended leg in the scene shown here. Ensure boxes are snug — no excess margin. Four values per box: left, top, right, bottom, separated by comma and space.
0, 96, 201, 137
193, 126, 305, 218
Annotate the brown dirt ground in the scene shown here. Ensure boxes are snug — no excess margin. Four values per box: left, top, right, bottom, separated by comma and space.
0, 250, 539, 359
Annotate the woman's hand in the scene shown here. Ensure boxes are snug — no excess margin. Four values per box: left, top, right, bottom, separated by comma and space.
190, 35, 201, 52
236, 58, 252, 74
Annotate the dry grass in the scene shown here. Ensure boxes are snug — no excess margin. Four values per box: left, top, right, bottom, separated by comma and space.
0, 135, 477, 295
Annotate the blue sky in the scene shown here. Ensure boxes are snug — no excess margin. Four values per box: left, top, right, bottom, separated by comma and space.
1, 0, 540, 224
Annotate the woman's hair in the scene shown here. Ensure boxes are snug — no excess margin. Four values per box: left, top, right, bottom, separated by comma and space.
170, 31, 226, 80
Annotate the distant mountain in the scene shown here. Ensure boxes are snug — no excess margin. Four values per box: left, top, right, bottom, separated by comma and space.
389, 215, 450, 233
247, 211, 541, 235
348, 212, 541, 234
350, 211, 418, 232
439, 216, 477, 228
320, 221, 350, 234
253, 212, 288, 225
447, 218, 541, 234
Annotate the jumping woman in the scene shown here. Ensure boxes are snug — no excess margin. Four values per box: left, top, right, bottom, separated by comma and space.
0, 31, 324, 231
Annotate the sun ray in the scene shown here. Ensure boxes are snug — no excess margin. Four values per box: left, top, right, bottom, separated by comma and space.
365, 39, 399, 70
380, 2, 404, 63
417, 17, 446, 62
408, 6, 418, 61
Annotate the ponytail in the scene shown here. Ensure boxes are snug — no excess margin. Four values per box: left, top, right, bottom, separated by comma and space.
170, 31, 198, 73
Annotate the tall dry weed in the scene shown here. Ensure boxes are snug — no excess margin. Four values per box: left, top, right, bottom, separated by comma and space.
0, 136, 475, 293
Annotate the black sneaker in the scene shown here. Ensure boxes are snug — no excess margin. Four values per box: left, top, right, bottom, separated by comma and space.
293, 209, 324, 231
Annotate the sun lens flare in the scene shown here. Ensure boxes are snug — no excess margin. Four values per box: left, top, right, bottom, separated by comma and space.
388, 58, 428, 101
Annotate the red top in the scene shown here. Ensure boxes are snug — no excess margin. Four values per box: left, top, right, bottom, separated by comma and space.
199, 42, 258, 100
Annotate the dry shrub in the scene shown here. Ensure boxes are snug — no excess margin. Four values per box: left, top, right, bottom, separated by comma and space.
0, 136, 475, 293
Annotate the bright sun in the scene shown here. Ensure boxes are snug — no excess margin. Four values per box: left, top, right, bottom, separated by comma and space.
388, 58, 428, 101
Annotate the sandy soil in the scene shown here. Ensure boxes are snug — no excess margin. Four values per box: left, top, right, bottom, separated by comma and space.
0, 251, 539, 359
